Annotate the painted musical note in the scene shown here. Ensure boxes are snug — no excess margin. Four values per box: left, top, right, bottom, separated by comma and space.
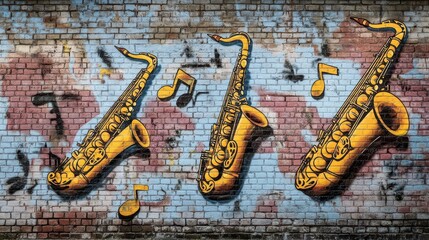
31, 92, 64, 136
118, 184, 149, 220
157, 69, 196, 108
311, 63, 339, 99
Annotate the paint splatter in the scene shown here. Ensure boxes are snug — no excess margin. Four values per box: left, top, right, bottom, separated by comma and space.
210, 49, 222, 68
97, 47, 113, 68
180, 63, 211, 68
5, 150, 30, 194
133, 100, 196, 173
282, 60, 304, 83
180, 44, 194, 58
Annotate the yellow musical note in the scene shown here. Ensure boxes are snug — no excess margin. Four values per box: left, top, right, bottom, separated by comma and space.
311, 63, 339, 99
118, 184, 149, 220
157, 68, 196, 107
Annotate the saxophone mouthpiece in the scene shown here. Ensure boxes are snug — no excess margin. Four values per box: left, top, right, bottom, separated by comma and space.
208, 34, 221, 42
351, 17, 370, 27
115, 46, 128, 56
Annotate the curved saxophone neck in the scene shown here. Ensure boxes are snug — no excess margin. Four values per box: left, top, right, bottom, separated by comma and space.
115, 46, 158, 72
208, 32, 251, 57
351, 17, 407, 44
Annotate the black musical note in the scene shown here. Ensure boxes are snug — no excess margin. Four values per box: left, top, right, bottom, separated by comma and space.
49, 150, 61, 168
157, 69, 197, 108
5, 150, 29, 194
210, 49, 222, 68
31, 92, 64, 136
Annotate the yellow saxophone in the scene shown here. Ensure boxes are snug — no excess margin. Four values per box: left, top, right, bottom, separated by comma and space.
295, 18, 410, 196
198, 32, 269, 200
47, 47, 157, 196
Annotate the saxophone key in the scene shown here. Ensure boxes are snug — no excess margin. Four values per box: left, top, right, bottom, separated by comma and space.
332, 136, 351, 160
113, 114, 121, 123
222, 125, 232, 135
224, 112, 235, 123
93, 139, 105, 148
208, 168, 220, 179
240, 59, 247, 68
219, 137, 228, 148
346, 107, 359, 121
89, 148, 106, 165
339, 120, 352, 133
120, 107, 129, 115
100, 131, 111, 143
224, 140, 238, 168
234, 82, 242, 90
108, 122, 119, 132
356, 93, 369, 106
214, 150, 226, 165
387, 49, 395, 58
72, 158, 86, 172
84, 147, 95, 158
125, 98, 134, 107
370, 75, 378, 85
238, 69, 244, 78
233, 91, 240, 99
365, 86, 376, 95
321, 141, 336, 158
132, 89, 139, 97
309, 156, 327, 172
331, 130, 343, 141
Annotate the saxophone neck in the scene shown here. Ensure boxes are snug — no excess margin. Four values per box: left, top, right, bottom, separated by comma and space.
208, 32, 251, 57
351, 17, 407, 46
115, 46, 158, 72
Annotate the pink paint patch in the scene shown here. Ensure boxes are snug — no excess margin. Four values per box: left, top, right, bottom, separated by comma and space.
257, 89, 328, 174
0, 53, 100, 163
135, 100, 196, 173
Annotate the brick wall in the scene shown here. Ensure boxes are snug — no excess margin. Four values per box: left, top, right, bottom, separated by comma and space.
0, 0, 428, 239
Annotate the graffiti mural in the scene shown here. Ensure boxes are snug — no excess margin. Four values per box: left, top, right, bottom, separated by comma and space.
295, 18, 410, 196
197, 32, 269, 200
46, 47, 156, 197
0, 1, 428, 238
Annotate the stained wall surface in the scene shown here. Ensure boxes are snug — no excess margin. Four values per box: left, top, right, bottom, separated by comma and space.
0, 1, 428, 239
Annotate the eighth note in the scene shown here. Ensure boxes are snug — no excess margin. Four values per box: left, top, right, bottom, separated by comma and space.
118, 184, 149, 220
157, 68, 196, 108
311, 63, 339, 99
31, 92, 64, 136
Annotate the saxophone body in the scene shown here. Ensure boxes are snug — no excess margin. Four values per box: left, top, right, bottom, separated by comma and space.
47, 47, 157, 196
198, 32, 269, 200
295, 18, 410, 196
